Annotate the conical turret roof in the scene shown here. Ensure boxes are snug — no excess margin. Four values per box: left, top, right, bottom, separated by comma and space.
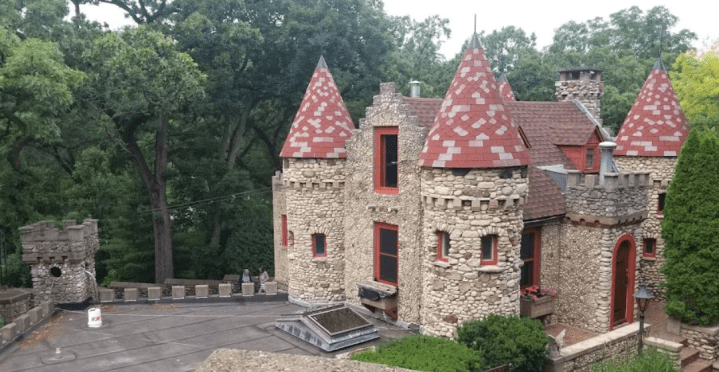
497, 73, 516, 102
280, 56, 354, 159
418, 34, 530, 168
615, 57, 689, 157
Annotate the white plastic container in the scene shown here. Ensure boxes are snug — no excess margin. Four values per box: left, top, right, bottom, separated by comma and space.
88, 307, 102, 328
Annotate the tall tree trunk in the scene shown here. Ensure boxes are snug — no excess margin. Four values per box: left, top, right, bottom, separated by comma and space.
125, 116, 174, 283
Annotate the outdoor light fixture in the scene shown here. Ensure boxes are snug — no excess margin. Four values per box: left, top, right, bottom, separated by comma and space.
634, 283, 654, 355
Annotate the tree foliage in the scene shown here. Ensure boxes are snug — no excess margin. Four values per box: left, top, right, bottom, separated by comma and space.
662, 129, 719, 325
671, 48, 719, 131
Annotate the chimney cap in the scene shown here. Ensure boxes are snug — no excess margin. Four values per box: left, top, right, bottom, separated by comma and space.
599, 141, 617, 149
558, 66, 602, 73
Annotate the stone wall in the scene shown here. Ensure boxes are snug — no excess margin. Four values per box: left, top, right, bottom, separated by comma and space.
272, 171, 288, 287
564, 171, 650, 222
20, 219, 99, 304
548, 323, 643, 372
615, 156, 677, 301
538, 220, 562, 292
0, 288, 31, 323
420, 167, 527, 337
555, 70, 604, 125
284, 158, 346, 303
680, 323, 719, 361
556, 221, 642, 333
342, 83, 427, 324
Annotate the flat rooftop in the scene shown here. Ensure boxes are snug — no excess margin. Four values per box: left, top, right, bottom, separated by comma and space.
0, 302, 413, 371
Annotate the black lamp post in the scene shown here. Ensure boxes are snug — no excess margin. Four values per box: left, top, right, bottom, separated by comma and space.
634, 283, 654, 355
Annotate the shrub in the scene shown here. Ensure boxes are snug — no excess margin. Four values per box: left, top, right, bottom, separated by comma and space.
457, 314, 548, 372
661, 129, 719, 325
350, 334, 485, 372
591, 348, 678, 372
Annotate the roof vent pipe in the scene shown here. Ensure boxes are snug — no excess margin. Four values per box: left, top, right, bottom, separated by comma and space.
599, 141, 617, 184
409, 80, 421, 97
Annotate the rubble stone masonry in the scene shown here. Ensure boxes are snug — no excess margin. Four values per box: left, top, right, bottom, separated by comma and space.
342, 83, 426, 324
272, 171, 288, 288
283, 158, 346, 303
420, 167, 527, 337
20, 219, 99, 304
615, 156, 676, 300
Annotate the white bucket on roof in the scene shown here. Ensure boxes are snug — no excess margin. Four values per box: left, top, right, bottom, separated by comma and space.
88, 307, 102, 328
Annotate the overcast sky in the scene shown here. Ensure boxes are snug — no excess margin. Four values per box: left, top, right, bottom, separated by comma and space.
79, 0, 718, 59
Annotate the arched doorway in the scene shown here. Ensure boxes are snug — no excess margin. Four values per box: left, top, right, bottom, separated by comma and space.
610, 235, 636, 330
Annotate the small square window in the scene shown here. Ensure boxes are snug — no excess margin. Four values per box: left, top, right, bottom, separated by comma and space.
643, 238, 656, 258
658, 193, 666, 215
313, 234, 326, 257
481, 235, 498, 265
437, 231, 450, 262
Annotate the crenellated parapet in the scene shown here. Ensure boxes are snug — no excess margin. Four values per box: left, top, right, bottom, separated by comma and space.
19, 219, 99, 304
564, 171, 651, 225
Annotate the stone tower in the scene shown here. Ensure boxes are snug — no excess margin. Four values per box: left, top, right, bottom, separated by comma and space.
555, 67, 604, 124
277, 56, 353, 304
417, 35, 531, 337
613, 57, 690, 300
20, 219, 99, 304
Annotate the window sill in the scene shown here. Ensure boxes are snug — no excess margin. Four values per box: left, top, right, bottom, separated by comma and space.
641, 256, 657, 261
478, 265, 503, 273
433, 261, 451, 269
311, 257, 328, 263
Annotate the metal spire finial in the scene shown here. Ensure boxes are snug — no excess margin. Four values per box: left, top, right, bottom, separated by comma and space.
474, 14, 476, 35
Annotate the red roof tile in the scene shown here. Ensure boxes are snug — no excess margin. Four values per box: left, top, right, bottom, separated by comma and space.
498, 73, 516, 102
402, 97, 442, 129
615, 58, 689, 157
524, 166, 566, 220
418, 35, 531, 169
280, 56, 354, 159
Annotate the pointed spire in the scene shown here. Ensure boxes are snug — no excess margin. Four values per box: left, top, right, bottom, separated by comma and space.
653, 56, 665, 71
497, 73, 516, 102
280, 56, 354, 159
615, 60, 689, 157
468, 33, 483, 50
418, 35, 530, 168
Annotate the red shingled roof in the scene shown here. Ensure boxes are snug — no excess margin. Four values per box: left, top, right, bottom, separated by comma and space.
280, 56, 354, 159
402, 97, 442, 129
615, 58, 689, 157
497, 73, 516, 102
418, 35, 531, 169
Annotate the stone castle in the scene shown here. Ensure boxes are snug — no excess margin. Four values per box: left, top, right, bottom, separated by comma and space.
272, 35, 689, 337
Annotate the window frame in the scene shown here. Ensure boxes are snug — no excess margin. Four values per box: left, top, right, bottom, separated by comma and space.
657, 192, 666, 215
585, 148, 595, 171
281, 214, 288, 246
437, 231, 450, 262
374, 222, 399, 286
312, 233, 327, 257
480, 235, 498, 266
643, 238, 657, 258
520, 228, 541, 288
374, 127, 399, 194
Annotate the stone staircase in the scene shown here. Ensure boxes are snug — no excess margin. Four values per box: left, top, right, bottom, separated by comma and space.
647, 336, 715, 372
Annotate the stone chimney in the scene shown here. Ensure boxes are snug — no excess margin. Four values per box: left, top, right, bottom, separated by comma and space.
599, 141, 617, 184
409, 80, 421, 97
556, 67, 604, 124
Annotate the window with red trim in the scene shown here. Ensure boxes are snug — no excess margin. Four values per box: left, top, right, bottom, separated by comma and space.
312, 234, 326, 257
374, 127, 399, 194
585, 148, 595, 170
480, 235, 498, 265
281, 215, 288, 246
437, 231, 450, 262
658, 193, 666, 215
643, 238, 656, 258
374, 222, 398, 286
520, 229, 541, 288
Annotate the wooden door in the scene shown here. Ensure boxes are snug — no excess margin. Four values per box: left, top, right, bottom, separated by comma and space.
613, 240, 630, 326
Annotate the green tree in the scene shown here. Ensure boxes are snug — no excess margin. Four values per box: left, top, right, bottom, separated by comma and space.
671, 49, 719, 131
481, 26, 537, 74
83, 27, 206, 283
662, 129, 719, 325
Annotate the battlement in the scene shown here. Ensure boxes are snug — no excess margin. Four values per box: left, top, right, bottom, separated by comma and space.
565, 171, 651, 225
20, 219, 98, 244
272, 171, 283, 187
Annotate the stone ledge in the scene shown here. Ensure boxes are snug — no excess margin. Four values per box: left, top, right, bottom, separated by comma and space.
432, 261, 450, 269
560, 322, 646, 359
311, 257, 328, 263
641, 256, 657, 261
645, 336, 683, 352
478, 265, 503, 274
682, 322, 719, 336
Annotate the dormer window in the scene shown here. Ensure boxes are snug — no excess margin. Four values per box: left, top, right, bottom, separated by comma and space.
374, 127, 399, 194
585, 148, 595, 170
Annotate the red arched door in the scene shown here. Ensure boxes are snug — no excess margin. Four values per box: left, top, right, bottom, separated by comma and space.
610, 235, 636, 330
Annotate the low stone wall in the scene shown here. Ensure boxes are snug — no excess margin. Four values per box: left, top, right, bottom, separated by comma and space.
0, 288, 32, 323
547, 323, 644, 372
644, 336, 682, 370
680, 323, 719, 361
0, 300, 54, 347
